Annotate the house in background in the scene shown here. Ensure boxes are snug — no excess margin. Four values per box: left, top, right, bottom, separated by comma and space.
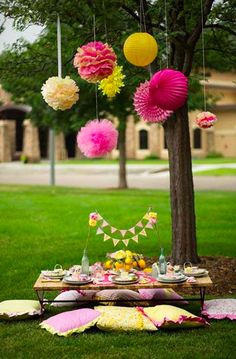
0, 71, 236, 162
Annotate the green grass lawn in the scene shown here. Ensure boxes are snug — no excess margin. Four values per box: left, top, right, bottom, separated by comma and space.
0, 186, 235, 359
195, 168, 236, 176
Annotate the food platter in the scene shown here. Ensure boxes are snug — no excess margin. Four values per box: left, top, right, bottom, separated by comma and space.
41, 270, 67, 279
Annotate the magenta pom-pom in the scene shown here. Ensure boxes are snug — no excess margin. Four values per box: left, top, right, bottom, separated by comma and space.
149, 69, 188, 111
134, 80, 172, 123
195, 111, 217, 129
73, 41, 117, 83
77, 119, 118, 158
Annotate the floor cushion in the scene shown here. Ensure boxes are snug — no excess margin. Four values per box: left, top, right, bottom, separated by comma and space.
0, 300, 41, 320
142, 305, 208, 328
40, 308, 101, 336
51, 290, 98, 307
202, 299, 236, 320
138, 288, 188, 305
94, 289, 142, 306
95, 305, 157, 332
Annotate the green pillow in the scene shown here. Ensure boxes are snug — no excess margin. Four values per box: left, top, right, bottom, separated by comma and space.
0, 300, 41, 320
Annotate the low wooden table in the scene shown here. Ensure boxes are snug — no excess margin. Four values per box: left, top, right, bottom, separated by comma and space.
33, 274, 213, 318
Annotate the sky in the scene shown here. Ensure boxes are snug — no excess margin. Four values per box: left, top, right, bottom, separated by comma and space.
0, 15, 43, 53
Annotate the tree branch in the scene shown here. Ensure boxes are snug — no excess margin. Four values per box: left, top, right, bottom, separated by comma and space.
204, 23, 236, 37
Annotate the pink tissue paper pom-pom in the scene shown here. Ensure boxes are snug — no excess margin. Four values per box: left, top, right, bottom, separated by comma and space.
77, 119, 118, 158
73, 41, 117, 83
134, 80, 172, 123
149, 69, 188, 111
195, 111, 217, 129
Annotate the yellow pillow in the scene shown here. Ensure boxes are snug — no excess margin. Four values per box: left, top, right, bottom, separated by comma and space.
95, 306, 157, 332
143, 305, 208, 328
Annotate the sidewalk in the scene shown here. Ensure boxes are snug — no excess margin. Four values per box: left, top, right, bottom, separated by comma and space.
0, 162, 235, 190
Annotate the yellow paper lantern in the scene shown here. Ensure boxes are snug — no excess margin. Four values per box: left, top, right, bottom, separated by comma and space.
123, 32, 158, 67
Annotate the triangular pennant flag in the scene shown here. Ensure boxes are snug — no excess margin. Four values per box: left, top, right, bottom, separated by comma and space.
136, 221, 143, 228
145, 222, 154, 229
112, 238, 120, 247
111, 227, 117, 234
101, 220, 109, 228
140, 229, 147, 237
143, 213, 149, 220
128, 227, 135, 234
132, 235, 139, 243
104, 234, 110, 242
96, 213, 102, 221
120, 230, 127, 237
96, 227, 103, 235
122, 239, 130, 247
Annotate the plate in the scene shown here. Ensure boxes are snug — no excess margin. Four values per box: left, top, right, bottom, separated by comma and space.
184, 269, 208, 277
41, 270, 66, 279
157, 275, 187, 283
110, 275, 139, 285
63, 276, 93, 285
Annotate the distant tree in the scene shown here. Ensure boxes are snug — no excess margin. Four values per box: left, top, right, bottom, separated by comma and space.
0, 0, 235, 263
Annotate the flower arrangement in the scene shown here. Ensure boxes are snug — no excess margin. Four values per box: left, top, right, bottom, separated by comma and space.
98, 66, 125, 98
41, 76, 79, 110
89, 212, 98, 227
73, 41, 117, 83
104, 250, 147, 272
76, 119, 118, 158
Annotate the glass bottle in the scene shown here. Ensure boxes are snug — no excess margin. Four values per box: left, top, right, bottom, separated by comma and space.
158, 248, 167, 274
81, 249, 90, 275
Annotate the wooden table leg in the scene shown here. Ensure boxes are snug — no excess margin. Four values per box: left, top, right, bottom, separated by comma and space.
36, 290, 45, 321
199, 287, 206, 312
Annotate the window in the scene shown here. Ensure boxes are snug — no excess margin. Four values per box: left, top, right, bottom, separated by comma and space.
139, 129, 148, 149
193, 128, 202, 149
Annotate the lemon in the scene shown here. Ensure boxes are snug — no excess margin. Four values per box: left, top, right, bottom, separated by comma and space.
125, 257, 133, 265
132, 261, 138, 268
143, 267, 152, 273
104, 260, 112, 269
125, 264, 131, 272
115, 261, 124, 271
138, 259, 146, 269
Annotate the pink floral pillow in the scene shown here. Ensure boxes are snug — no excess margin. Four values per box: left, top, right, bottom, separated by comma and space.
138, 288, 188, 305
202, 299, 236, 320
40, 308, 100, 336
51, 290, 98, 307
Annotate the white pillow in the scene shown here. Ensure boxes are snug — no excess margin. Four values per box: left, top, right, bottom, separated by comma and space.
51, 290, 98, 307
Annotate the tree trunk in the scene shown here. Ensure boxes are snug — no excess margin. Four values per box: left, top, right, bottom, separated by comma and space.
118, 120, 128, 189
164, 103, 199, 264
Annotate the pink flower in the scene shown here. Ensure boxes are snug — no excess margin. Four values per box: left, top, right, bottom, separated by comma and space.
89, 212, 98, 221
73, 41, 117, 83
77, 119, 118, 158
134, 81, 172, 123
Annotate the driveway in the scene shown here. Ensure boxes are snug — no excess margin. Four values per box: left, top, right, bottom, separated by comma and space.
0, 162, 236, 190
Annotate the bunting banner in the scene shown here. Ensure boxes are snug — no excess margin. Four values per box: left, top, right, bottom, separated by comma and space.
90, 210, 158, 247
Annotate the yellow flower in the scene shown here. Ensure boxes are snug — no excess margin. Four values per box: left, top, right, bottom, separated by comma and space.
98, 66, 125, 98
149, 212, 157, 219
89, 219, 97, 227
41, 76, 79, 110
112, 250, 126, 260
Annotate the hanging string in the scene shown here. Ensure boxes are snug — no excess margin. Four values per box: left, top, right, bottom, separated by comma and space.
140, 0, 147, 32
57, 15, 62, 78
200, 0, 207, 111
164, 0, 169, 68
102, 0, 108, 42
93, 13, 99, 120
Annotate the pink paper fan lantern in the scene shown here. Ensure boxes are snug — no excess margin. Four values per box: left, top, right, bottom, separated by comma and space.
73, 41, 117, 83
77, 119, 118, 158
149, 69, 188, 111
134, 80, 172, 123
195, 111, 217, 129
